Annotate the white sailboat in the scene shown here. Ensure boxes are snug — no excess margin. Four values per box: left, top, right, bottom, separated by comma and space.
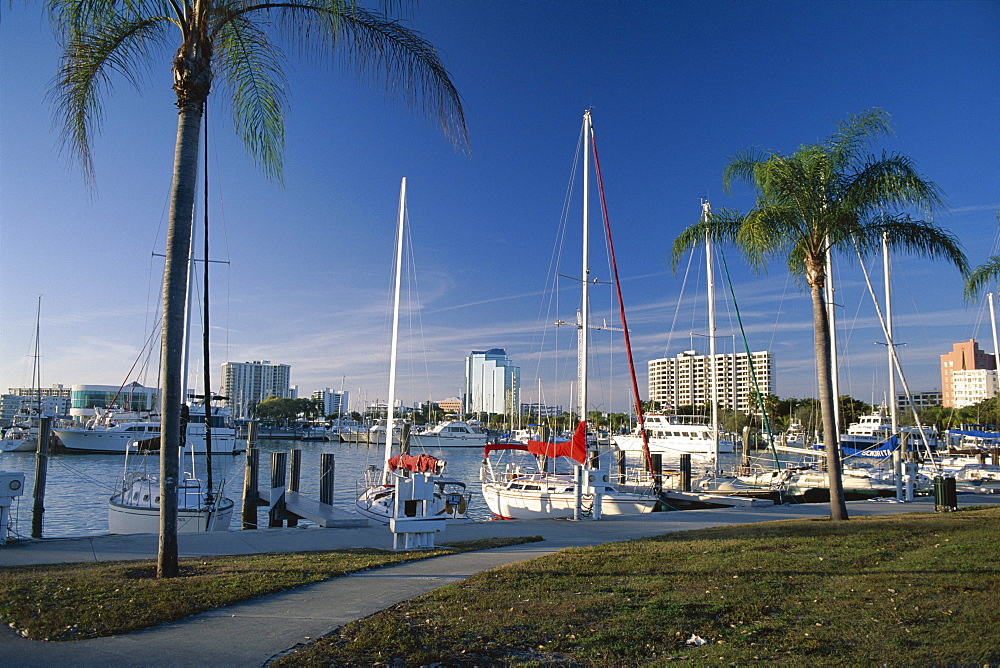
481, 111, 658, 519
354, 178, 471, 524
1, 297, 47, 453
108, 120, 234, 533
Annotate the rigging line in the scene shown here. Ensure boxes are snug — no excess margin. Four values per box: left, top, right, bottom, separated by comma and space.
853, 242, 938, 463
664, 245, 697, 359
590, 125, 654, 476
718, 247, 781, 470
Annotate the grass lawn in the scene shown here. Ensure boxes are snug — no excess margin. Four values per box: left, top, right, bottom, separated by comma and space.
0, 536, 540, 641
274, 507, 1000, 666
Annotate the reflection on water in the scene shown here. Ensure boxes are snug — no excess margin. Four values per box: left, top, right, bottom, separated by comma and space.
0, 439, 811, 539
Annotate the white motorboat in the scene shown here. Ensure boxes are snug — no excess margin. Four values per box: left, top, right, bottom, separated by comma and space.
613, 413, 736, 460
0, 414, 40, 452
53, 403, 241, 455
409, 420, 488, 448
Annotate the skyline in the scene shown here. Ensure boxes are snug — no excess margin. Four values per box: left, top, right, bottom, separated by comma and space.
1, 1, 998, 414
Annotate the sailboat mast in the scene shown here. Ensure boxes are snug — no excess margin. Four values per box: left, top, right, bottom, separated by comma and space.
703, 200, 719, 469
882, 234, 897, 435
579, 111, 591, 424
382, 177, 407, 484
33, 295, 41, 417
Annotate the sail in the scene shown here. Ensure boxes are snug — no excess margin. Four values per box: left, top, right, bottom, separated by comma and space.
526, 420, 588, 464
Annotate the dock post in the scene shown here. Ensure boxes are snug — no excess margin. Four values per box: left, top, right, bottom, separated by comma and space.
319, 453, 335, 506
242, 447, 260, 529
247, 420, 259, 449
651, 453, 662, 489
31, 416, 52, 539
287, 449, 302, 527
269, 451, 288, 527
679, 453, 691, 492
539, 425, 550, 473
588, 449, 600, 469
400, 423, 411, 455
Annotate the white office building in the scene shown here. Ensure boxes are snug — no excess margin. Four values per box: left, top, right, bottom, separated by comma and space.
313, 388, 350, 417
464, 349, 520, 415
221, 360, 292, 418
648, 349, 773, 415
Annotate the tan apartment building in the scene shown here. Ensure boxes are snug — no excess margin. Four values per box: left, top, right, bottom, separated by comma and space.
940, 339, 996, 408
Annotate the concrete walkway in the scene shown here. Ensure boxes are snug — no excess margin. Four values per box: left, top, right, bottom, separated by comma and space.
0, 495, 994, 667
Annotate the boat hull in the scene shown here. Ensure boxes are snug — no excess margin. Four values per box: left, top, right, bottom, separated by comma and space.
54, 426, 241, 455
613, 434, 735, 458
481, 481, 657, 520
408, 434, 488, 448
354, 483, 470, 524
108, 496, 234, 534
0, 436, 36, 452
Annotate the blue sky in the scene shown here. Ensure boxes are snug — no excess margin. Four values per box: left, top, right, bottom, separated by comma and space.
1, 1, 998, 414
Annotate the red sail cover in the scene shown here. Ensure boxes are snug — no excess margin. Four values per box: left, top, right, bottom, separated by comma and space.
388, 453, 442, 474
526, 420, 588, 464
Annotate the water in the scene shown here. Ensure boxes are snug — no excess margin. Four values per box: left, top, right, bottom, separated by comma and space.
0, 440, 808, 539
0, 439, 498, 538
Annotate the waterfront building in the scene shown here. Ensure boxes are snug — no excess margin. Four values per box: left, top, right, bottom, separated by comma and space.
952, 370, 998, 409
647, 349, 773, 415
221, 360, 292, 419
519, 402, 564, 419
464, 349, 520, 415
436, 397, 463, 414
940, 339, 996, 408
65, 382, 159, 422
312, 388, 349, 417
1, 392, 71, 427
895, 389, 942, 416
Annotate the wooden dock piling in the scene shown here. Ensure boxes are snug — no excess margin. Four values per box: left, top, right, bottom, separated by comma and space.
242, 447, 260, 529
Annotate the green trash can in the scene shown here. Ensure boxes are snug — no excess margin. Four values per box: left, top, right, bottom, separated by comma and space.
934, 476, 957, 512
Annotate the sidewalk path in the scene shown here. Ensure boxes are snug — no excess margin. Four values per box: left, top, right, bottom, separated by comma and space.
0, 495, 994, 667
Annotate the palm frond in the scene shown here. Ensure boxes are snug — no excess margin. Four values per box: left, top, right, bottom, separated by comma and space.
670, 208, 740, 272
826, 107, 891, 169
721, 147, 769, 194
841, 152, 945, 216
54, 12, 171, 181
966, 256, 1000, 300
262, 0, 469, 152
214, 13, 288, 182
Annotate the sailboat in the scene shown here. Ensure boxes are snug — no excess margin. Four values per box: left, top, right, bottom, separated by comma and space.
0, 297, 47, 453
108, 115, 234, 533
480, 111, 659, 519
354, 178, 471, 524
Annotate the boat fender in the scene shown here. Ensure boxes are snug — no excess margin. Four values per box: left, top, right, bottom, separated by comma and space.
457, 495, 468, 515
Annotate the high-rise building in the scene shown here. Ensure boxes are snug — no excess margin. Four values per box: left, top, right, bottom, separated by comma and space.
464, 349, 520, 415
221, 360, 292, 418
312, 388, 349, 417
940, 339, 996, 408
951, 369, 998, 409
647, 349, 772, 414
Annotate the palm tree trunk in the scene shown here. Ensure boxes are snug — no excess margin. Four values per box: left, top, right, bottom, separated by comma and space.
811, 281, 850, 520
157, 101, 203, 578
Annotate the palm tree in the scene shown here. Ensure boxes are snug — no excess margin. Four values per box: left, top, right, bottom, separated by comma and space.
50, 0, 468, 577
673, 109, 967, 521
